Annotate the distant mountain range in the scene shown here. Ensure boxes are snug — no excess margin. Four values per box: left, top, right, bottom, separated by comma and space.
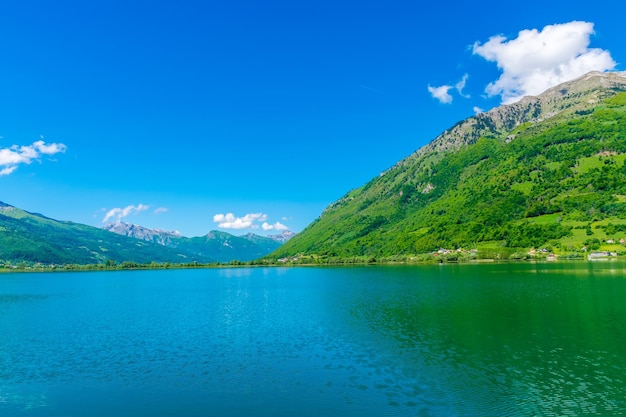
103, 221, 295, 263
103, 221, 183, 246
270, 71, 626, 260
0, 203, 295, 265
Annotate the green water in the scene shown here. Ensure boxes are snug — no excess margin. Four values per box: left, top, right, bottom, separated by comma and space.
1, 262, 625, 416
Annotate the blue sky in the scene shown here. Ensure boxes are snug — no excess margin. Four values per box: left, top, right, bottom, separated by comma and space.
1, 0, 624, 237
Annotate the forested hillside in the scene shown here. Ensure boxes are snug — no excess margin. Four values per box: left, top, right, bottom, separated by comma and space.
270, 72, 626, 261
0, 202, 195, 265
0, 204, 286, 265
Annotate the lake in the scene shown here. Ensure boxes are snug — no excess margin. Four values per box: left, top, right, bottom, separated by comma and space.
1, 262, 626, 416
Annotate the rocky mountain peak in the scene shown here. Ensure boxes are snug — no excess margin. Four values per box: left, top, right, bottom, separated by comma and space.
413, 71, 626, 159
103, 221, 182, 246
271, 70, 626, 260
266, 230, 297, 243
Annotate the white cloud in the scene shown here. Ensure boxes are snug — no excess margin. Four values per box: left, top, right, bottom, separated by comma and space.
154, 207, 168, 214
34, 140, 67, 155
0, 140, 67, 176
428, 84, 453, 104
102, 204, 150, 223
212, 212, 290, 231
428, 74, 470, 103
473, 106, 484, 114
0, 148, 27, 165
473, 21, 616, 104
103, 209, 122, 222
213, 212, 268, 230
0, 166, 18, 176
262, 221, 289, 231
455, 74, 470, 98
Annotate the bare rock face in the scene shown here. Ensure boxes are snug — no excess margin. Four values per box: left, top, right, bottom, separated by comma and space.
416, 71, 626, 157
103, 221, 182, 246
379, 71, 626, 178
266, 230, 297, 243
103, 222, 296, 261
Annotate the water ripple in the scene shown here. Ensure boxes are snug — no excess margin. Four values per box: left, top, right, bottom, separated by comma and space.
1, 266, 626, 416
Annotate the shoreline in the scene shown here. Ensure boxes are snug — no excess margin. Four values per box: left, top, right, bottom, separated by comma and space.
1, 255, 623, 274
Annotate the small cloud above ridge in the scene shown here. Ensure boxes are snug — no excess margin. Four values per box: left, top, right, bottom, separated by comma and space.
428, 84, 453, 104
262, 221, 288, 231
103, 204, 150, 223
428, 74, 469, 104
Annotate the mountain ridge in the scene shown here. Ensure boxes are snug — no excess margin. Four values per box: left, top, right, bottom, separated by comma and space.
103, 221, 296, 244
414, 71, 626, 158
103, 221, 182, 246
102, 221, 296, 262
0, 203, 294, 265
0, 202, 196, 265
270, 71, 626, 261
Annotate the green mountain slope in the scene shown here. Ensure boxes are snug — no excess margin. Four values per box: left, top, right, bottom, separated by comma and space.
270, 71, 626, 261
0, 202, 201, 265
103, 222, 285, 263
0, 204, 290, 265
173, 231, 282, 263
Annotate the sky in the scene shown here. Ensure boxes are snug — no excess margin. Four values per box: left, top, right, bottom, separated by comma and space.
1, 0, 625, 237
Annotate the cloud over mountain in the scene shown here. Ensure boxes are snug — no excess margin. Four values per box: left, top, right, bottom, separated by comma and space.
213, 212, 268, 230
213, 212, 291, 232
473, 21, 616, 104
262, 221, 288, 231
428, 74, 469, 104
103, 204, 150, 223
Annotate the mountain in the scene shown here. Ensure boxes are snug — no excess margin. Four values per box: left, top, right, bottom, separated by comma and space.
265, 230, 297, 244
0, 202, 200, 265
0, 203, 293, 266
103, 221, 293, 263
241, 232, 285, 252
103, 221, 182, 245
270, 71, 626, 261
174, 231, 283, 263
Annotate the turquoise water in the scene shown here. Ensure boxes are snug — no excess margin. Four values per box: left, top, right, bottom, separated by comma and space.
1, 263, 626, 416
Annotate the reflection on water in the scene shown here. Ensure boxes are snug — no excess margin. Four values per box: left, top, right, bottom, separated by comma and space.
218, 267, 254, 279
1, 263, 626, 416
348, 263, 626, 415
